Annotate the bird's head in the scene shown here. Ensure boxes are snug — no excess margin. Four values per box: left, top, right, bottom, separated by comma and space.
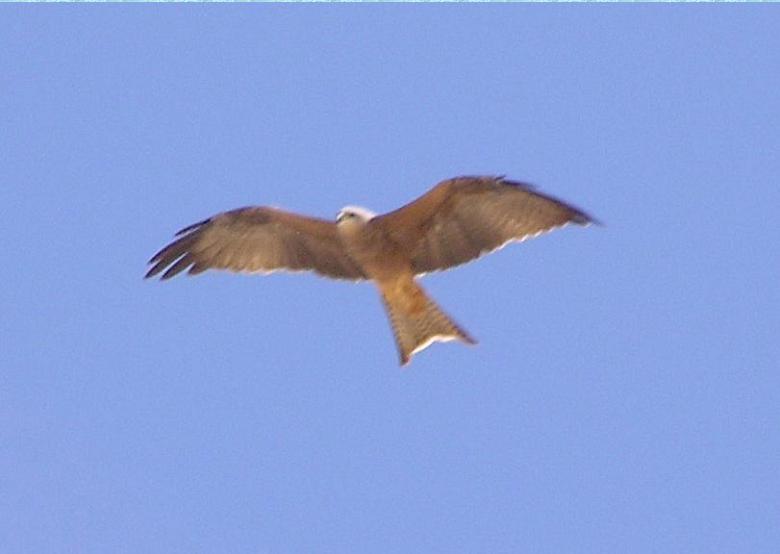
336, 206, 376, 225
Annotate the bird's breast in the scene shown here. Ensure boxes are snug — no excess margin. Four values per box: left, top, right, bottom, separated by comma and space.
338, 222, 410, 281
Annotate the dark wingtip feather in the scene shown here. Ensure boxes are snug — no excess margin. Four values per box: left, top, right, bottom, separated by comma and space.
498, 177, 536, 191
497, 177, 600, 225
144, 265, 162, 279
148, 249, 165, 265
146, 227, 202, 280
175, 218, 211, 236
160, 254, 194, 280
187, 264, 208, 276
570, 208, 602, 227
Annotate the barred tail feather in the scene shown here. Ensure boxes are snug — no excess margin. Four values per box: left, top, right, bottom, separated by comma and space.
380, 280, 476, 366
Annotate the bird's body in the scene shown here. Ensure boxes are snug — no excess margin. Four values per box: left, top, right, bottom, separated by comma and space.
147, 176, 596, 365
337, 210, 401, 281
336, 210, 475, 363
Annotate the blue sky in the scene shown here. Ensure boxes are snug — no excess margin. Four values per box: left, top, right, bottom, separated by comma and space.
2, 7, 778, 553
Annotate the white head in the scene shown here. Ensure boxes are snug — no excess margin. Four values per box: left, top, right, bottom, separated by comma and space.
336, 205, 376, 224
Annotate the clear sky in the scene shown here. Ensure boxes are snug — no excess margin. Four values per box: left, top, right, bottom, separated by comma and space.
2, 7, 778, 554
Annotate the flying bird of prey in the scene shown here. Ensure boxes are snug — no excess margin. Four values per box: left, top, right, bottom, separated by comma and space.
146, 176, 595, 365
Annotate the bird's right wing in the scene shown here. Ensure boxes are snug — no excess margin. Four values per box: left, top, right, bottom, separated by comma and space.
146, 207, 366, 281
373, 176, 595, 275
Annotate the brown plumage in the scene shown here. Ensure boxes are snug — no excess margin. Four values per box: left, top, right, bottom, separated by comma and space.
146, 175, 596, 365
146, 208, 365, 281
379, 278, 475, 365
374, 177, 593, 275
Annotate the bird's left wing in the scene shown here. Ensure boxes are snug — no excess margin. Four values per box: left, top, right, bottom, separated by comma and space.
373, 176, 596, 275
146, 207, 366, 281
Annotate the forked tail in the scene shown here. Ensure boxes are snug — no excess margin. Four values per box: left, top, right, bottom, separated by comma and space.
379, 278, 476, 366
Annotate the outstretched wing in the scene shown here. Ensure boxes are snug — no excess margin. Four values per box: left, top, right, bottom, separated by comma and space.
373, 176, 596, 275
146, 207, 366, 281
